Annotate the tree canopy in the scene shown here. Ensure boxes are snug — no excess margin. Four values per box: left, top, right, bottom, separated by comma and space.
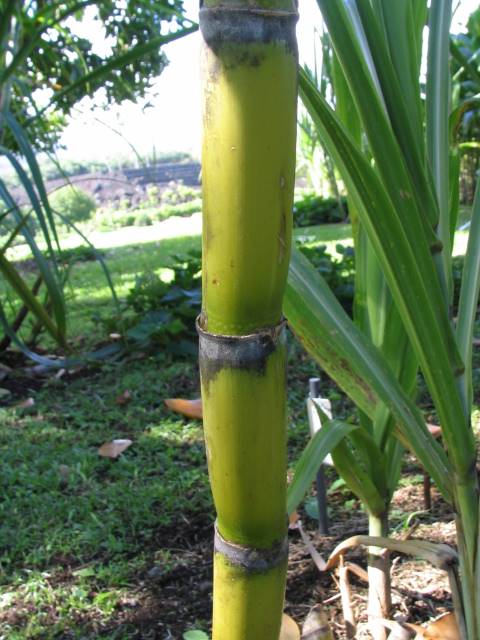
0, 0, 195, 151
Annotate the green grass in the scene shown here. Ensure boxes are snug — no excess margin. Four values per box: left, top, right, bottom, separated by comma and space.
0, 355, 211, 638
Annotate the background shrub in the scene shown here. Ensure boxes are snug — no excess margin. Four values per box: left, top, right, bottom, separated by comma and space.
50, 186, 96, 225
297, 242, 355, 314
293, 193, 348, 227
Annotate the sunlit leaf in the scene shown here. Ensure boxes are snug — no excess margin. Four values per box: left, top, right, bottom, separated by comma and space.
183, 631, 209, 640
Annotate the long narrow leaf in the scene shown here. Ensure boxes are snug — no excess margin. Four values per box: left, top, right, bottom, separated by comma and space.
0, 178, 66, 343
1, 210, 31, 253
285, 248, 453, 502
378, 0, 425, 143
317, 0, 439, 248
287, 419, 358, 516
4, 113, 61, 255
331, 438, 385, 517
0, 253, 62, 344
0, 145, 56, 260
354, 1, 439, 235
456, 181, 480, 406
299, 70, 475, 483
450, 37, 480, 88
427, 0, 453, 287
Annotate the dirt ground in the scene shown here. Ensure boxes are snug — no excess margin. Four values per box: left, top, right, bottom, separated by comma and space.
89, 479, 455, 639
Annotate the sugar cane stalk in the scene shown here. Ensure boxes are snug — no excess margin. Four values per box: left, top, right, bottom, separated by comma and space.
199, 2, 298, 637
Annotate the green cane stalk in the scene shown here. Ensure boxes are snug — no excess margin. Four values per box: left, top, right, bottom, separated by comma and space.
199, 2, 298, 637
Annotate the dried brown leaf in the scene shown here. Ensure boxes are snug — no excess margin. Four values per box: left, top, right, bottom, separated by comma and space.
325, 535, 457, 571
339, 560, 355, 639
116, 390, 132, 406
280, 613, 301, 640
98, 439, 132, 459
344, 561, 369, 583
164, 397, 203, 420
302, 604, 334, 640
405, 614, 460, 640
15, 397, 35, 410
297, 521, 328, 571
426, 424, 442, 439
289, 510, 300, 528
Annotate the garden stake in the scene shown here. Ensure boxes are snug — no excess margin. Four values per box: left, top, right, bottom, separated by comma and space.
199, 1, 298, 638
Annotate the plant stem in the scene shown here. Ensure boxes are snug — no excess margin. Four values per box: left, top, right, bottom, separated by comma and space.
368, 512, 391, 640
456, 516, 479, 640
199, 2, 298, 637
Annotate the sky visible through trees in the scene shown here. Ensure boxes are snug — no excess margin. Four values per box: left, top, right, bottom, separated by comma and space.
57, 0, 477, 163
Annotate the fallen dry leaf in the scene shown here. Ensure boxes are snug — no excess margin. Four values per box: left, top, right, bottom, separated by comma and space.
377, 620, 415, 640
289, 510, 300, 528
98, 439, 132, 459
302, 605, 334, 640
406, 613, 460, 640
424, 614, 460, 640
426, 423, 442, 439
116, 390, 132, 406
14, 398, 35, 414
164, 397, 203, 420
280, 613, 301, 640
15, 397, 35, 409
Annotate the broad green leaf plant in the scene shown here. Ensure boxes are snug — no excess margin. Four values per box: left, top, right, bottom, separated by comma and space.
285, 2, 480, 639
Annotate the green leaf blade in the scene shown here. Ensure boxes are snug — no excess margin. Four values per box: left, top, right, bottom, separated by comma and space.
287, 419, 358, 516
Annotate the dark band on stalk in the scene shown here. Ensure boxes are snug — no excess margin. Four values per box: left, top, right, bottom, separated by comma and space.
197, 316, 286, 386
200, 2, 298, 55
214, 522, 288, 573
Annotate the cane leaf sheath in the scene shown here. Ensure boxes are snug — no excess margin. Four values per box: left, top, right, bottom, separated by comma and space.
199, 2, 298, 638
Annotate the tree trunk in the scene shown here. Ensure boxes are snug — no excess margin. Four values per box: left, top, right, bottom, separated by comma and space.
199, 2, 298, 638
